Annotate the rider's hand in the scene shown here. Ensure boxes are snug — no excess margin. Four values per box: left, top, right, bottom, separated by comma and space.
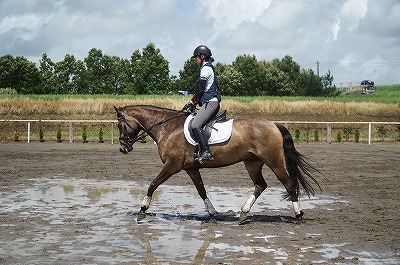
182, 101, 194, 111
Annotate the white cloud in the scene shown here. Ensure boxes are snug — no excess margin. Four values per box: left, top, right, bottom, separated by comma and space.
339, 0, 368, 31
200, 0, 272, 31
0, 0, 399, 86
0, 13, 52, 42
330, 18, 341, 42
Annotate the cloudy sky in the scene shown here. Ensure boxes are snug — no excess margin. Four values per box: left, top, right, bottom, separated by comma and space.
1, 0, 399, 87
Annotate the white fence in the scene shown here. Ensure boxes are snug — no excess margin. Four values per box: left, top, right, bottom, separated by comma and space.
276, 121, 399, 145
1, 119, 116, 144
1, 119, 399, 145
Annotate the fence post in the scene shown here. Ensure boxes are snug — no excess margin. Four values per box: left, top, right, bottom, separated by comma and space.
327, 123, 331, 143
111, 122, 114, 144
368, 123, 372, 145
27, 122, 31, 143
69, 122, 73, 143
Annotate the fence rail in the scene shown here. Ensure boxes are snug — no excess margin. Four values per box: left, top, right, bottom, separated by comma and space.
1, 119, 399, 145
274, 121, 399, 144
1, 119, 116, 144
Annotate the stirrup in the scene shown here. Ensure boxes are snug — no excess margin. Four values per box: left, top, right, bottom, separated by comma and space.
197, 149, 214, 161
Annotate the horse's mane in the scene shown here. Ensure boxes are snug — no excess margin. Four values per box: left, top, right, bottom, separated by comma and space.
122, 105, 191, 117
123, 105, 172, 111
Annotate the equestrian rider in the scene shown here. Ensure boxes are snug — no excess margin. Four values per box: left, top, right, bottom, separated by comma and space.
183, 45, 221, 161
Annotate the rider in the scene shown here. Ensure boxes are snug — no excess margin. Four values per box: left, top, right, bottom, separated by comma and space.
183, 45, 221, 161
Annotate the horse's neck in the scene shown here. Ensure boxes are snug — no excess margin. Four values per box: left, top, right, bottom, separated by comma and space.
132, 108, 162, 129
130, 107, 180, 142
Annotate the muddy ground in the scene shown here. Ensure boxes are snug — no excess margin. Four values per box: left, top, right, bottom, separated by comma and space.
0, 141, 399, 264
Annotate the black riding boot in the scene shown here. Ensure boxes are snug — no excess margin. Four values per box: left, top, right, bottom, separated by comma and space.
192, 127, 214, 161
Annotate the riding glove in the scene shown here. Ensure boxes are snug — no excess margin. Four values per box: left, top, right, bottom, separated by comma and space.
182, 101, 195, 111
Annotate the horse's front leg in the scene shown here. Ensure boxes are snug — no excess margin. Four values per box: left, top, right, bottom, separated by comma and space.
138, 163, 180, 221
186, 169, 217, 217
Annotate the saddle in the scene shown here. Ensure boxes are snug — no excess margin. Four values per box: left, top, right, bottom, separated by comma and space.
189, 110, 228, 140
184, 110, 234, 146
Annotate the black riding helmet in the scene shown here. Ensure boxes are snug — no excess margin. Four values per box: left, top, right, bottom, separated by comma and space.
191, 45, 212, 59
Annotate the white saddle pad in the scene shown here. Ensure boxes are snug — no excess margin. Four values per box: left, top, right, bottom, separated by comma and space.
184, 114, 234, 146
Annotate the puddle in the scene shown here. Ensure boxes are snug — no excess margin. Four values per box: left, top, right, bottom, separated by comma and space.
0, 178, 397, 264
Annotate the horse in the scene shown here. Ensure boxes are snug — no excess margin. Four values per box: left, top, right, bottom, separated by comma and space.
114, 105, 321, 224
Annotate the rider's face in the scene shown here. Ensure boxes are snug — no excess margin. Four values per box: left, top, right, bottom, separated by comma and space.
195, 55, 203, 66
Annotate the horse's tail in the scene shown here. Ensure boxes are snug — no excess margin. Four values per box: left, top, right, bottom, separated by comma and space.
276, 124, 322, 199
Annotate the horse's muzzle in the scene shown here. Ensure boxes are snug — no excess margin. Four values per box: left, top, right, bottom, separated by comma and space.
119, 144, 133, 154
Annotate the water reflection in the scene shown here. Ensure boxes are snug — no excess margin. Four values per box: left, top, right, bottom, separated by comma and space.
0, 178, 397, 264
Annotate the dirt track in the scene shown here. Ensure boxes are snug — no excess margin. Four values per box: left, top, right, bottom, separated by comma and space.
0, 141, 399, 264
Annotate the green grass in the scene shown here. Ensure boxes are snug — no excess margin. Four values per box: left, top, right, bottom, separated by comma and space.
333, 84, 400, 104
1, 84, 399, 104
225, 84, 400, 104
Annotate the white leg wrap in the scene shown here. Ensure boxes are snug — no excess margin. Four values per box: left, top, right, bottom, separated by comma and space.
204, 198, 217, 215
292, 201, 302, 215
241, 195, 256, 214
141, 196, 152, 209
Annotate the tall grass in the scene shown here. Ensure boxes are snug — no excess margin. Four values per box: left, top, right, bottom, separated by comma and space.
0, 85, 399, 121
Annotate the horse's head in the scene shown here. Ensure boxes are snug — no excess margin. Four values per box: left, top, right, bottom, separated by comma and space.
114, 106, 140, 154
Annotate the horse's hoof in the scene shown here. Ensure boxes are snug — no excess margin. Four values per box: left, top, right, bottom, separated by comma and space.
204, 216, 217, 224
296, 211, 304, 221
238, 212, 248, 225
137, 212, 147, 222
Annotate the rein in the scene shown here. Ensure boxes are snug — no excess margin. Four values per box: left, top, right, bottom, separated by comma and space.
119, 109, 186, 146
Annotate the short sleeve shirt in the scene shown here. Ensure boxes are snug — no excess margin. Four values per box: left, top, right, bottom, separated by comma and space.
200, 64, 215, 93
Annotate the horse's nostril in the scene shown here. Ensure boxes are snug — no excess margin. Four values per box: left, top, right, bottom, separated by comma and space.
119, 147, 128, 154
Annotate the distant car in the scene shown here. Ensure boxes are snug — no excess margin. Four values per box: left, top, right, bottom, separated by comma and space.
360, 80, 375, 94
361, 80, 374, 86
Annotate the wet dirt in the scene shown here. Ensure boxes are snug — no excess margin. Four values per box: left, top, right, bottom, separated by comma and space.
0, 141, 399, 264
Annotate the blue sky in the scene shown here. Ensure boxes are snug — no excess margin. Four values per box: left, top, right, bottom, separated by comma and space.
1, 0, 399, 86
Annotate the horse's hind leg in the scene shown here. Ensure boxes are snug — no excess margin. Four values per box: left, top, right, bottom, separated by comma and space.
186, 169, 217, 217
239, 159, 268, 224
272, 166, 304, 219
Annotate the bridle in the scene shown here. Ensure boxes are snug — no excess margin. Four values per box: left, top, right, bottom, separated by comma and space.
117, 109, 186, 152
117, 112, 141, 150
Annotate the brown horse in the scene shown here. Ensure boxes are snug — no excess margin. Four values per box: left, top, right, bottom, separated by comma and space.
114, 105, 321, 224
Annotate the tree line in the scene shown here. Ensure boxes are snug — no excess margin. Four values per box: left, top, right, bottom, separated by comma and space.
0, 42, 336, 96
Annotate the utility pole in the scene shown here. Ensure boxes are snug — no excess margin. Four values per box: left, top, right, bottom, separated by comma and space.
316, 61, 320, 76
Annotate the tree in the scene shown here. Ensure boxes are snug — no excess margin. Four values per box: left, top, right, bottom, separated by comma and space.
217, 64, 244, 96
175, 58, 198, 94
39, 53, 56, 94
232, 54, 266, 96
0, 55, 40, 93
297, 68, 322, 96
0, 46, 333, 96
102, 55, 129, 94
72, 60, 89, 94
267, 55, 300, 96
84, 48, 105, 94
125, 49, 141, 94
264, 65, 296, 96
126, 43, 170, 94
54, 54, 77, 94
321, 70, 337, 96
0, 54, 15, 88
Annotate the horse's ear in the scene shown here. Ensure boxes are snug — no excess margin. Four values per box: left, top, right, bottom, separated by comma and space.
114, 106, 122, 117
